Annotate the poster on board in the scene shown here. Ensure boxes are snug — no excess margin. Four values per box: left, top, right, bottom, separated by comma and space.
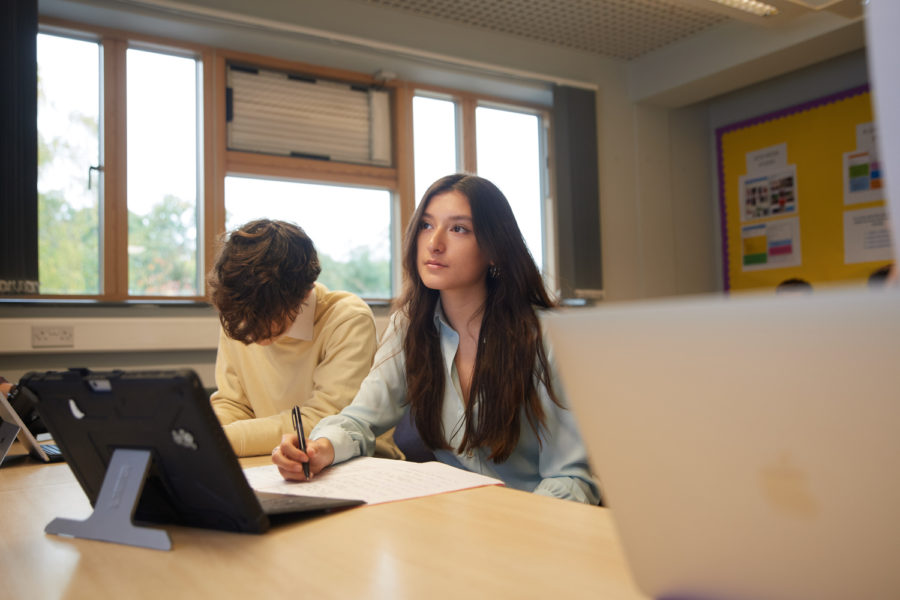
741, 218, 802, 271
843, 205, 893, 264
717, 86, 894, 291
842, 122, 882, 205
739, 144, 798, 222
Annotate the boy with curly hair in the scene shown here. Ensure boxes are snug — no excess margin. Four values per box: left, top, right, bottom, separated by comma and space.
208, 219, 400, 459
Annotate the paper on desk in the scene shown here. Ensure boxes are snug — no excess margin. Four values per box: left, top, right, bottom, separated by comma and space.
244, 456, 503, 505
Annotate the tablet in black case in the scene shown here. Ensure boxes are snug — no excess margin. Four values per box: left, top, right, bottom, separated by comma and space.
21, 368, 362, 548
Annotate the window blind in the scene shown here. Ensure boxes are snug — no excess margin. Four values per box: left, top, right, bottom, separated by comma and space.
226, 65, 392, 166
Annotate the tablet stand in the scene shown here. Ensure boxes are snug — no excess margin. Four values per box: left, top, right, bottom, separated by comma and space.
45, 448, 172, 551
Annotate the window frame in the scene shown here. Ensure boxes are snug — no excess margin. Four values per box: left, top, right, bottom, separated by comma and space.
19, 17, 554, 304
34, 19, 211, 302
213, 49, 408, 302
33, 28, 103, 297
412, 84, 556, 283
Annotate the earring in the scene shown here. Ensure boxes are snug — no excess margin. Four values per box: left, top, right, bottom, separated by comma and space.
489, 265, 500, 279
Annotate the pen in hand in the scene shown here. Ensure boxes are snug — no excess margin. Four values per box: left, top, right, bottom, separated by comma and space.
291, 405, 311, 480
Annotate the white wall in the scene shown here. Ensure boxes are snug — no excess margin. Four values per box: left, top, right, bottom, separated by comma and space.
0, 307, 394, 387
599, 48, 869, 302
704, 49, 870, 288
33, 0, 865, 304
1, 0, 869, 381
597, 84, 718, 301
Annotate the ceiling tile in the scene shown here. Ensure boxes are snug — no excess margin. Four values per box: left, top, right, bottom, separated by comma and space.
351, 0, 730, 60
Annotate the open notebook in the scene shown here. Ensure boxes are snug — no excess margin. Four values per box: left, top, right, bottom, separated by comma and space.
21, 367, 363, 550
545, 287, 900, 600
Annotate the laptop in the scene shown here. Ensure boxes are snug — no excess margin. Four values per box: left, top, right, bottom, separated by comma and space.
20, 367, 363, 549
0, 418, 19, 464
0, 387, 64, 463
544, 286, 900, 600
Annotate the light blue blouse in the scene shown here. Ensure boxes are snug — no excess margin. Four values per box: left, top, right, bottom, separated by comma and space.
310, 303, 601, 505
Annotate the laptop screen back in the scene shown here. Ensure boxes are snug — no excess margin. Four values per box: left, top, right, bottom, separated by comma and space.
545, 288, 900, 600
22, 368, 271, 533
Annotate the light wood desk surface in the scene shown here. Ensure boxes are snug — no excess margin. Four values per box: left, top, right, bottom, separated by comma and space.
0, 448, 648, 599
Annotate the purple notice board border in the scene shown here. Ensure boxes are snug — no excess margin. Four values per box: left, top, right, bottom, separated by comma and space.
715, 84, 870, 291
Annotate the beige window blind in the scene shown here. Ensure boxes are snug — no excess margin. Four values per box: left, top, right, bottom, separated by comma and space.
227, 64, 392, 166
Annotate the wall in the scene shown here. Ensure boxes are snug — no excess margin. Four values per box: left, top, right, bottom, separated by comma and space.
0, 0, 867, 383
611, 8, 865, 301
599, 48, 869, 302
704, 49, 870, 286
0, 303, 394, 387
0, 303, 220, 385
597, 82, 717, 301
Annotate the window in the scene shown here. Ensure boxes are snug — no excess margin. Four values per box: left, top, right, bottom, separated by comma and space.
412, 95, 458, 203
37, 33, 101, 295
32, 30, 203, 300
127, 48, 202, 296
224, 176, 393, 299
476, 105, 545, 271
21, 22, 553, 304
412, 93, 549, 273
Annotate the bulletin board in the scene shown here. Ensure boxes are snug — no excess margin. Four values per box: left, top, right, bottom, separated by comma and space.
717, 85, 893, 291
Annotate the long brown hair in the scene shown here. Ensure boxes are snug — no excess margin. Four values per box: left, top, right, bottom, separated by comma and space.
397, 174, 559, 462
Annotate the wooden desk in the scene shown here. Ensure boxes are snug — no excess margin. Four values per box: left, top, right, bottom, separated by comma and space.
0, 449, 647, 599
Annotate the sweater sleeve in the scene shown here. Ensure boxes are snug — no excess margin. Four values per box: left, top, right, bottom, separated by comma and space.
210, 328, 255, 426
222, 307, 381, 458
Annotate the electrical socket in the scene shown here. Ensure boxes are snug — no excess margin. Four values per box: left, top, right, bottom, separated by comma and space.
31, 325, 75, 348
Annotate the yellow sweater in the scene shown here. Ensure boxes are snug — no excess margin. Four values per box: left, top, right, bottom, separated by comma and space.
211, 282, 401, 458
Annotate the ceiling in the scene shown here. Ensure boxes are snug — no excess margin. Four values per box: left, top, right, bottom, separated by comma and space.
44, 0, 865, 106
352, 0, 726, 60
348, 0, 862, 61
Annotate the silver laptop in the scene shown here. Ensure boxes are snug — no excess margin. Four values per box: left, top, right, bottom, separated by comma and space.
0, 418, 19, 464
0, 390, 63, 463
545, 287, 900, 600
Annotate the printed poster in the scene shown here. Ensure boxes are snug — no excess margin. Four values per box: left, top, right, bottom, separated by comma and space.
843, 205, 893, 264
741, 217, 802, 271
739, 144, 798, 222
842, 122, 883, 205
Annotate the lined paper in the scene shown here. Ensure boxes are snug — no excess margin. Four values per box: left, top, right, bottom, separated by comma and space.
245, 457, 503, 505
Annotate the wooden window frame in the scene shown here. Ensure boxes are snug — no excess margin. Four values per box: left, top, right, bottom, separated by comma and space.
20, 18, 550, 304
411, 84, 554, 277
34, 18, 212, 302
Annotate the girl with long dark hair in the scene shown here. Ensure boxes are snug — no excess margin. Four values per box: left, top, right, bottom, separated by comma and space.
273, 174, 599, 503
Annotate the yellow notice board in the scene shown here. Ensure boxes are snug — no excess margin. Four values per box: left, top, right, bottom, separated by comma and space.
717, 86, 894, 291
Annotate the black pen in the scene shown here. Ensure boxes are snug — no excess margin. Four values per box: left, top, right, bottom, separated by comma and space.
291, 405, 311, 480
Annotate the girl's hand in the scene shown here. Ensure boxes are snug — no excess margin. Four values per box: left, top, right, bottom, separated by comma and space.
272, 433, 335, 481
